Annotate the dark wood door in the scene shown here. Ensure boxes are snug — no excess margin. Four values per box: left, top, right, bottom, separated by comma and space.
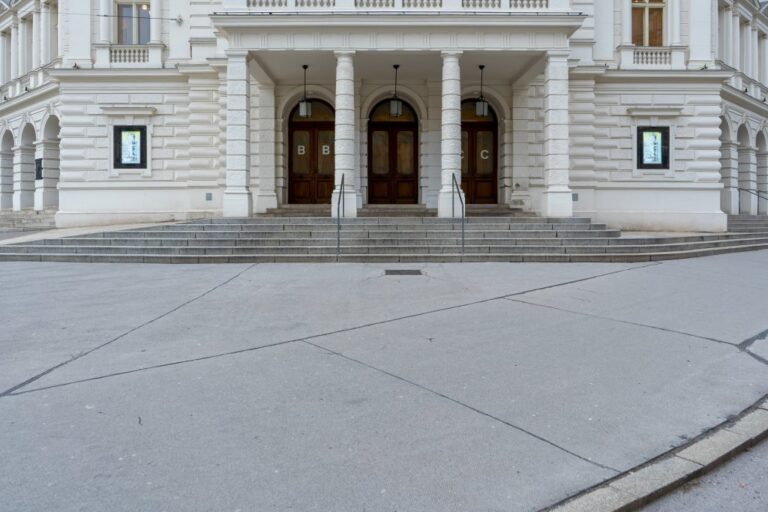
368, 123, 418, 204
288, 123, 335, 204
461, 100, 498, 204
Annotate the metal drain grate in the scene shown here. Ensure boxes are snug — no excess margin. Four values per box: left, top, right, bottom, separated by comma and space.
385, 269, 423, 276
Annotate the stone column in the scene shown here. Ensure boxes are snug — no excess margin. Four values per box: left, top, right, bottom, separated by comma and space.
17, 18, 25, 77
757, 150, 768, 215
0, 32, 7, 84
32, 2, 40, 69
621, 0, 632, 45
34, 139, 59, 211
733, 13, 741, 71
10, 21, 17, 80
222, 50, 252, 217
332, 51, 358, 218
99, 0, 111, 43
12, 144, 34, 211
542, 51, 573, 218
720, 141, 739, 215
752, 25, 759, 80
738, 145, 758, 215
151, 0, 162, 43
721, 6, 731, 65
254, 84, 278, 213
669, 0, 681, 46
40, 2, 50, 64
437, 51, 464, 218
0, 147, 12, 210
762, 34, 768, 84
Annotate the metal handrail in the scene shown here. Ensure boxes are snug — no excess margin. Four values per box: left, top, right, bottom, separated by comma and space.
336, 173, 345, 259
451, 173, 465, 255
737, 187, 768, 202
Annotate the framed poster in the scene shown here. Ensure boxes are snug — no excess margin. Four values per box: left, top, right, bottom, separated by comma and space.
636, 126, 670, 170
114, 126, 147, 169
35, 158, 43, 180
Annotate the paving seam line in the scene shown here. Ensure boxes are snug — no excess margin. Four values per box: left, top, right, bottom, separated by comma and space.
542, 395, 768, 512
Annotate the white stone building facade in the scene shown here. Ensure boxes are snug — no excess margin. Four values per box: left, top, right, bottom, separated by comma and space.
0, 0, 767, 231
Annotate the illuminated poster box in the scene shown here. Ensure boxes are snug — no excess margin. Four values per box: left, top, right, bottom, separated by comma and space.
114, 126, 147, 169
636, 126, 670, 170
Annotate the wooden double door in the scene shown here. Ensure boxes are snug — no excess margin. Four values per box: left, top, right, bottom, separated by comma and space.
461, 101, 498, 204
288, 101, 335, 204
368, 101, 419, 204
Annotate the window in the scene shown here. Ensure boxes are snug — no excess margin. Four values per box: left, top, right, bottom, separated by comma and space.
114, 126, 147, 169
636, 127, 670, 170
117, 2, 151, 45
632, 0, 665, 47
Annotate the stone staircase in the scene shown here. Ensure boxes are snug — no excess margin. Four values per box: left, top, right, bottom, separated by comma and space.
2, 215, 768, 263
0, 211, 56, 231
728, 214, 768, 233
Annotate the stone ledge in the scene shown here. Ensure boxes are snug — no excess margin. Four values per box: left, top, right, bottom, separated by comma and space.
546, 394, 768, 512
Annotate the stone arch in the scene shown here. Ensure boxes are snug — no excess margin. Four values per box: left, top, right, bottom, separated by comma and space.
0, 129, 13, 210
757, 130, 768, 215
460, 86, 511, 122
360, 85, 428, 125
278, 85, 335, 123
737, 124, 757, 215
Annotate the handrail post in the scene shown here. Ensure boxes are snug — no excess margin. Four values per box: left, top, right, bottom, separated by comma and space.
336, 173, 345, 260
451, 173, 465, 256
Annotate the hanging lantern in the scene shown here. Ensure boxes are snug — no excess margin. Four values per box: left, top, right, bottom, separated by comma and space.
390, 64, 403, 118
476, 64, 490, 117
299, 64, 312, 118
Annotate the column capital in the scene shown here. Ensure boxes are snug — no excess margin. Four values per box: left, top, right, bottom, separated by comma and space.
334, 50, 356, 58
441, 51, 462, 59
225, 49, 250, 59
546, 50, 571, 59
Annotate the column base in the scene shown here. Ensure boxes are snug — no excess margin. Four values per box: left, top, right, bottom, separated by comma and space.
253, 191, 278, 214
34, 184, 58, 211
12, 191, 33, 211
739, 190, 759, 215
437, 186, 465, 218
721, 187, 739, 215
331, 188, 358, 218
223, 189, 253, 217
542, 187, 573, 217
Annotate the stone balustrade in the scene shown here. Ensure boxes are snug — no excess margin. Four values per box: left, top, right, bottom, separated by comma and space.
236, 0, 567, 10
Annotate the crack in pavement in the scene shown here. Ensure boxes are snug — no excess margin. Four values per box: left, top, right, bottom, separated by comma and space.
2, 262, 658, 399
302, 338, 622, 474
0, 264, 258, 397
505, 298, 768, 368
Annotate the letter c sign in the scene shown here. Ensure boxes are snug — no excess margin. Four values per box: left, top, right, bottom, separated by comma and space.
480, 149, 490, 160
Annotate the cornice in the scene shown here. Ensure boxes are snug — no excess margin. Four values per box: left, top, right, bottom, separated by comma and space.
0, 81, 58, 117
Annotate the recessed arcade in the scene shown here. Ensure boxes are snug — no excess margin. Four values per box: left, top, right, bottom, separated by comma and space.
213, 15, 581, 218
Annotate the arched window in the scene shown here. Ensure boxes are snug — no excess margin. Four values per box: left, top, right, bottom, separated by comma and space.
632, 0, 665, 47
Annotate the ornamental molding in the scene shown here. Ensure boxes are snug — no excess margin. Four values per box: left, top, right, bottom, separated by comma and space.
625, 106, 682, 118
99, 104, 158, 117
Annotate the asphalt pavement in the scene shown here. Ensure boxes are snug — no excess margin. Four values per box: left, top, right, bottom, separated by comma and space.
1, 252, 767, 511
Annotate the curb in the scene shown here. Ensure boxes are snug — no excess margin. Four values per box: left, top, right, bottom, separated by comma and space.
544, 395, 768, 512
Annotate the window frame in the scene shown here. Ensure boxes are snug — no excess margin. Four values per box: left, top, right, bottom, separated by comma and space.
631, 0, 666, 47
115, 1, 151, 45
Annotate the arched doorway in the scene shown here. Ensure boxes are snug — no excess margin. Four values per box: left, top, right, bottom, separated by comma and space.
461, 100, 498, 204
288, 100, 335, 204
367, 100, 419, 204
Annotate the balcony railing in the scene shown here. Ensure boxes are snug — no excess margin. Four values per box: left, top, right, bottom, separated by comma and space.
0, 62, 58, 103
619, 46, 685, 70
94, 43, 164, 69
110, 45, 150, 65
236, 0, 567, 10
